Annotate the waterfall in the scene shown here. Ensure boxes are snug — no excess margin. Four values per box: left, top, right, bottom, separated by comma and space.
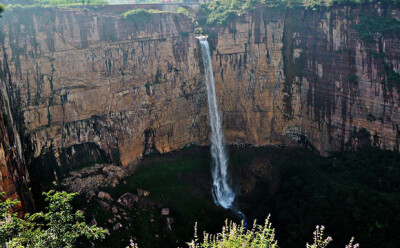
198, 37, 235, 209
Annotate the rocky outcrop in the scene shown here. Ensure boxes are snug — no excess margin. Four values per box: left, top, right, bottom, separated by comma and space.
0, 4, 399, 195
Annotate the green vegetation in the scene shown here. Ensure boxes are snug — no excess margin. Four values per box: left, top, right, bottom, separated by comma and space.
348, 74, 359, 82
2, 113, 9, 127
8, 0, 108, 6
198, 0, 259, 26
188, 219, 359, 248
347, 73, 358, 83
90, 148, 236, 248
69, 146, 400, 248
354, 14, 400, 89
0, 191, 107, 247
188, 217, 278, 248
3, 146, 399, 247
122, 8, 169, 25
267, 146, 400, 248
384, 62, 400, 88
176, 6, 190, 17
355, 14, 400, 42
0, 4, 5, 17
35, 0, 108, 5
198, 0, 400, 28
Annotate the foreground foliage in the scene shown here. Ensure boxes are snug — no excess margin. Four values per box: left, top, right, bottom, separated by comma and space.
188, 216, 278, 248
188, 216, 358, 248
0, 191, 107, 247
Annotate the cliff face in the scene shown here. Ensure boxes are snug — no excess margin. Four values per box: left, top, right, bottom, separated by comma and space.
0, 5, 399, 184
212, 6, 400, 155
0, 6, 209, 172
0, 88, 31, 208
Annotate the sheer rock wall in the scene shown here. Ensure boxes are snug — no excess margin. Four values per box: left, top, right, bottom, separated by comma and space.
0, 5, 399, 183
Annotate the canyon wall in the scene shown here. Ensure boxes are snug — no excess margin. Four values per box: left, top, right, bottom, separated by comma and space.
0, 4, 399, 194
212, 5, 400, 155
0, 82, 31, 208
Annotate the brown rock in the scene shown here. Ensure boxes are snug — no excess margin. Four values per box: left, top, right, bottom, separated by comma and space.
89, 217, 98, 227
137, 189, 150, 197
117, 193, 139, 208
96, 200, 111, 211
113, 223, 123, 231
98, 191, 113, 202
111, 206, 118, 214
161, 208, 169, 216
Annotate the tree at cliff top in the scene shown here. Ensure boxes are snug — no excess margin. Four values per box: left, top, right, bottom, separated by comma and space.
0, 191, 107, 247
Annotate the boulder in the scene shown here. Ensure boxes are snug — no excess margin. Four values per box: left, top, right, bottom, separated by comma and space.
167, 217, 174, 231
89, 217, 98, 227
113, 223, 123, 231
161, 208, 169, 216
96, 200, 111, 210
166, 217, 174, 225
117, 193, 139, 208
137, 189, 150, 197
98, 191, 113, 202
111, 206, 118, 214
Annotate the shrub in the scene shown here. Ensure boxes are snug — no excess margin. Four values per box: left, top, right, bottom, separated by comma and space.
354, 14, 400, 42
0, 191, 107, 247
176, 6, 190, 17
188, 216, 359, 248
2, 113, 9, 126
0, 4, 5, 17
348, 73, 358, 83
187, 216, 278, 248
122, 8, 168, 25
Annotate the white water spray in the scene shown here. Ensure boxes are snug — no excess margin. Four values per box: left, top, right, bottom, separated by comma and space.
198, 37, 235, 209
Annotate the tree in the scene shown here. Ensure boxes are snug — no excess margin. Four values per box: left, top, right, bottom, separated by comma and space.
0, 4, 5, 18
0, 191, 107, 248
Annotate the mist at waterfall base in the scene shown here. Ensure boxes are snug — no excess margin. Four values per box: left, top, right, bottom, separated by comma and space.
198, 37, 247, 222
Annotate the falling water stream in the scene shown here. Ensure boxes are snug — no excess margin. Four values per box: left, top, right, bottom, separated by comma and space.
198, 37, 235, 210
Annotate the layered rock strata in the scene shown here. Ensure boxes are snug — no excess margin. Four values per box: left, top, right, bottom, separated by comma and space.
0, 5, 399, 193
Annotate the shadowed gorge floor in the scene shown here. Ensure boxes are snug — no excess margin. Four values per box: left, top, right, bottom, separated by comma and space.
67, 146, 400, 248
